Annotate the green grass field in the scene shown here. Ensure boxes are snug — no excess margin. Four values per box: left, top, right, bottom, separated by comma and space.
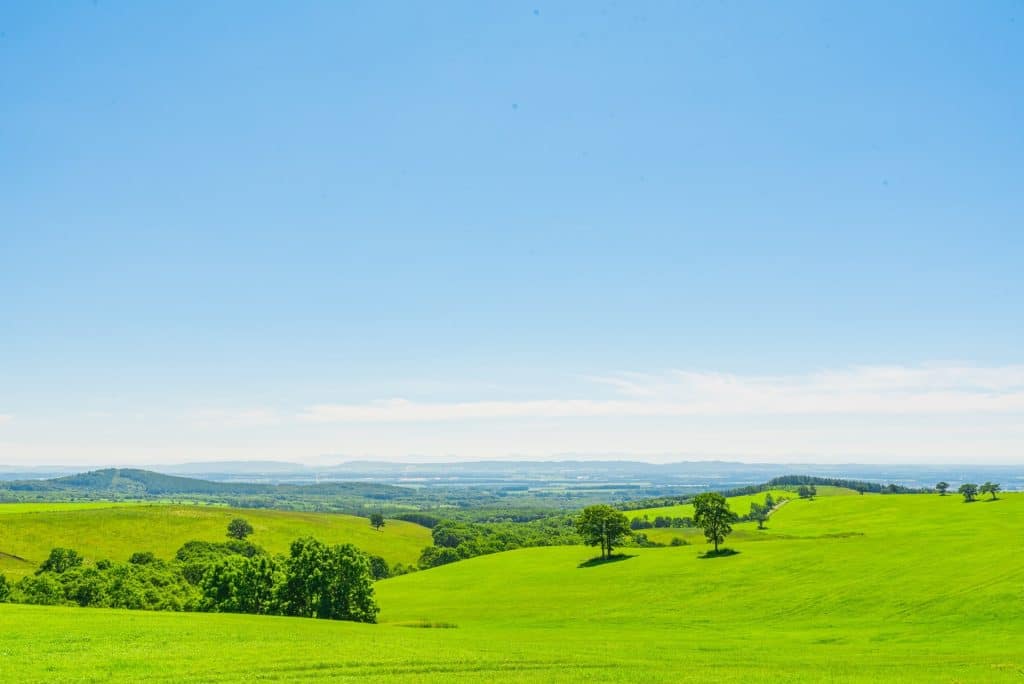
2, 491, 1022, 681
0, 504, 431, 577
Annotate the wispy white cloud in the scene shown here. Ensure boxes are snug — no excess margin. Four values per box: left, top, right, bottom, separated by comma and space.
193, 408, 282, 428
0, 414, 12, 425
300, 363, 1024, 423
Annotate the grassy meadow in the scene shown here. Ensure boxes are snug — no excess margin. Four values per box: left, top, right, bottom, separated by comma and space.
2, 490, 1022, 681
0, 504, 430, 577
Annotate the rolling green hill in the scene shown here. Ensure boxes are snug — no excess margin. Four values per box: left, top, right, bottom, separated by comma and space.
625, 487, 798, 521
1, 491, 1021, 681
627, 485, 859, 544
0, 504, 431, 577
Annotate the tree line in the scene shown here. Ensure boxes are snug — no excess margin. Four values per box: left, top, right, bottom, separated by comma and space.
0, 519, 381, 623
576, 491, 775, 559
417, 516, 580, 568
937, 481, 1001, 502
619, 476, 927, 512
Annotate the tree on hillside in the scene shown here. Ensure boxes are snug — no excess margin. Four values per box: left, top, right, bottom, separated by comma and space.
935, 482, 949, 496
201, 554, 280, 615
692, 493, 738, 553
279, 536, 378, 622
367, 555, 390, 580
369, 513, 385, 531
958, 483, 978, 503
764, 492, 775, 510
797, 485, 816, 500
575, 505, 631, 560
749, 502, 768, 530
979, 482, 1001, 501
227, 518, 254, 540
0, 574, 10, 602
37, 548, 83, 574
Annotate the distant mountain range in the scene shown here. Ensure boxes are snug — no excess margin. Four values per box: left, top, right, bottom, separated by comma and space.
1, 460, 1021, 490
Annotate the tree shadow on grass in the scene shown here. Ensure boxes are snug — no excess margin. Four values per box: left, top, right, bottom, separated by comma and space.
697, 548, 740, 559
578, 554, 636, 568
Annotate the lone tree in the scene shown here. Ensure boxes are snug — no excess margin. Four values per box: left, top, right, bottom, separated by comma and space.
935, 481, 949, 496
979, 482, 1001, 501
369, 513, 385, 531
692, 492, 738, 553
749, 502, 768, 530
797, 484, 817, 500
958, 483, 978, 503
37, 547, 84, 574
227, 518, 254, 540
575, 504, 630, 560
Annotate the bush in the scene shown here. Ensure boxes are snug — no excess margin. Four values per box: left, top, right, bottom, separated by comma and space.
418, 546, 461, 569
37, 548, 83, 574
367, 555, 390, 580
16, 574, 65, 605
129, 551, 157, 565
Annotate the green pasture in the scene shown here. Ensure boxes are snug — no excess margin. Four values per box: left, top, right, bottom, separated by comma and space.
0, 504, 430, 577
1, 491, 1022, 681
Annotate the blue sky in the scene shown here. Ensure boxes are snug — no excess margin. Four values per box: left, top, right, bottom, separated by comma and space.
2, 2, 1022, 465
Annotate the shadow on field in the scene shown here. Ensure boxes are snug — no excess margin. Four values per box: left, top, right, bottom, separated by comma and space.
578, 554, 636, 568
697, 548, 740, 559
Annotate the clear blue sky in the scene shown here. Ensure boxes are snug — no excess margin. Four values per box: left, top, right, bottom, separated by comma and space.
2, 2, 1022, 465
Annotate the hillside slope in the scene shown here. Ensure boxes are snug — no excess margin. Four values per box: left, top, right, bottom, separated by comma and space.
0, 505, 430, 576
1, 492, 1021, 681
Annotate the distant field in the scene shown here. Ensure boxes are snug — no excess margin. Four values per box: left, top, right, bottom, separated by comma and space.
2, 492, 1022, 681
0, 501, 155, 514
626, 487, 802, 521
0, 505, 431, 577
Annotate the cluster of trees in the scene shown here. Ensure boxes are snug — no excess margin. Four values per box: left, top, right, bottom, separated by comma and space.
417, 517, 579, 568
630, 493, 779, 532
952, 482, 1000, 502
0, 521, 381, 623
621, 476, 925, 514
577, 493, 748, 560
797, 485, 817, 499
629, 515, 692, 530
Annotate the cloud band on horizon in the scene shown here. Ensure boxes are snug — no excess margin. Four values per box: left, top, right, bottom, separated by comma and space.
298, 364, 1024, 423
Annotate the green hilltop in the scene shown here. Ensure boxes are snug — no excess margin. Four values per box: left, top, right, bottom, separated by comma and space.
0, 504, 430, 578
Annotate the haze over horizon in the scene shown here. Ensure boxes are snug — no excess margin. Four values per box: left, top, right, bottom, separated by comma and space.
3, 3, 1022, 467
